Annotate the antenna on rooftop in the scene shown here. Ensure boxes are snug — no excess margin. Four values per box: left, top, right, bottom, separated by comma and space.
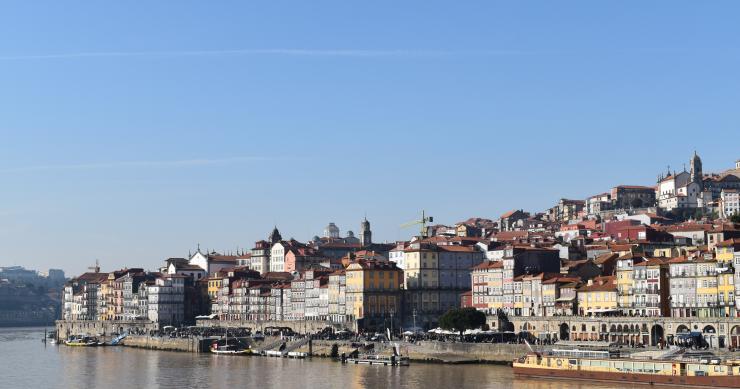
88, 259, 100, 273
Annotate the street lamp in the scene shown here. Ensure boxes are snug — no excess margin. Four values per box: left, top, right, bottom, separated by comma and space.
390, 312, 394, 340
412, 309, 417, 334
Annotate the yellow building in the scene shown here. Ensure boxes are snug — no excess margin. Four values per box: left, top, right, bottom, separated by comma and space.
653, 247, 680, 258
207, 276, 223, 301
471, 260, 504, 315
615, 254, 642, 313
513, 276, 524, 314
402, 245, 438, 289
695, 258, 720, 318
489, 264, 504, 312
345, 259, 402, 330
100, 270, 125, 320
715, 239, 738, 316
98, 280, 111, 321
402, 244, 440, 325
577, 276, 617, 317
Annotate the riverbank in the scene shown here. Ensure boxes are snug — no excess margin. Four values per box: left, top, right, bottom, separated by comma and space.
121, 335, 208, 353
300, 340, 527, 364
117, 335, 527, 364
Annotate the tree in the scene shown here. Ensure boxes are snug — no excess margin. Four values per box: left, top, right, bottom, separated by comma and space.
438, 307, 486, 336
630, 198, 643, 209
330, 344, 339, 358
694, 208, 704, 221
732, 214, 740, 224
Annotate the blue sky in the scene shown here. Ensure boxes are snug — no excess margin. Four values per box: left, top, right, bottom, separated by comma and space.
1, 1, 739, 274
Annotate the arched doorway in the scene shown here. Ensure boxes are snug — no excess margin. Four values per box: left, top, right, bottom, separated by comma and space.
731, 326, 740, 348
559, 323, 570, 341
703, 325, 717, 348
501, 321, 514, 332
650, 324, 664, 347
676, 325, 690, 333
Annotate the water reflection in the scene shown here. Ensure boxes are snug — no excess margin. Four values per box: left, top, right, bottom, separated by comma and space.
0, 328, 687, 389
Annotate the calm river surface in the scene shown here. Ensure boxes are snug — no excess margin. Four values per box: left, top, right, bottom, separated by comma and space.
1, 327, 689, 388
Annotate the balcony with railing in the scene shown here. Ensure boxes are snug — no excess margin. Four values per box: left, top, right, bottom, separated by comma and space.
632, 288, 660, 295
632, 301, 661, 308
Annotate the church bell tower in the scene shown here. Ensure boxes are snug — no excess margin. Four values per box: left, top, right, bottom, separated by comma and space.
690, 151, 703, 186
360, 217, 372, 246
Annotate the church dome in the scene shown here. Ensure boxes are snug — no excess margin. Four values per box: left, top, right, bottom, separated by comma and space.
324, 222, 340, 238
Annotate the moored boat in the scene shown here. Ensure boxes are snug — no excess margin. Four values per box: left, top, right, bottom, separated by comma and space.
210, 345, 252, 355
65, 335, 101, 347
344, 354, 410, 366
209, 329, 251, 355
342, 344, 410, 366
513, 348, 740, 388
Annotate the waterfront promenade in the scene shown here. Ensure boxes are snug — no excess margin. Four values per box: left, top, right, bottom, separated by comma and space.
115, 334, 529, 364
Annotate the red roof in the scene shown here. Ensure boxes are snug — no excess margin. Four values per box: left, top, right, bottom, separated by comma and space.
471, 261, 503, 270
438, 245, 479, 253
615, 185, 654, 190
500, 210, 519, 218
666, 223, 713, 232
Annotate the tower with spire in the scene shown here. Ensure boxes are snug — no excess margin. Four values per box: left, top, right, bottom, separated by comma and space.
269, 226, 282, 244
360, 216, 372, 246
690, 150, 703, 186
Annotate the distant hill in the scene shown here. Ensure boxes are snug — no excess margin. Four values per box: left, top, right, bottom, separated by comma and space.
0, 282, 60, 327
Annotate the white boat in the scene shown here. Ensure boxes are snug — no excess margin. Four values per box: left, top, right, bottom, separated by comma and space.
210, 329, 251, 355
211, 346, 251, 355
65, 335, 100, 347
343, 343, 409, 366
345, 354, 410, 366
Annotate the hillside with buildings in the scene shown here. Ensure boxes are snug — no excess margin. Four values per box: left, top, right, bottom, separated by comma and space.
0, 266, 65, 326
60, 153, 740, 349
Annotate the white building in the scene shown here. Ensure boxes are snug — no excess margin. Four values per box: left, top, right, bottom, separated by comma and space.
388, 243, 407, 270
586, 192, 611, 215
147, 275, 185, 325
657, 170, 702, 211
189, 250, 238, 274
62, 272, 108, 321
164, 258, 207, 281
720, 189, 739, 219
270, 242, 288, 272
656, 152, 710, 211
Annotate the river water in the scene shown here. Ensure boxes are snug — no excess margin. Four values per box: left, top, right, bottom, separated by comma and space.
1, 327, 685, 388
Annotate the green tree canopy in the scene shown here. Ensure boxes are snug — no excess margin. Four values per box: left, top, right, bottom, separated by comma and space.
438, 307, 486, 335
731, 214, 740, 224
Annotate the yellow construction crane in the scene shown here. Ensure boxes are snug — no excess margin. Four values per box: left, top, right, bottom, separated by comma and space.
400, 210, 434, 238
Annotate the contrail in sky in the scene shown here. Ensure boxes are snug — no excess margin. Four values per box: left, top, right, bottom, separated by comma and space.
0, 48, 531, 61
0, 156, 271, 173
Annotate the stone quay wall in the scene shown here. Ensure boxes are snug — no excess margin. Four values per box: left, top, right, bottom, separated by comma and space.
404, 341, 528, 363
55, 320, 158, 340
122, 335, 209, 353
301, 339, 527, 363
